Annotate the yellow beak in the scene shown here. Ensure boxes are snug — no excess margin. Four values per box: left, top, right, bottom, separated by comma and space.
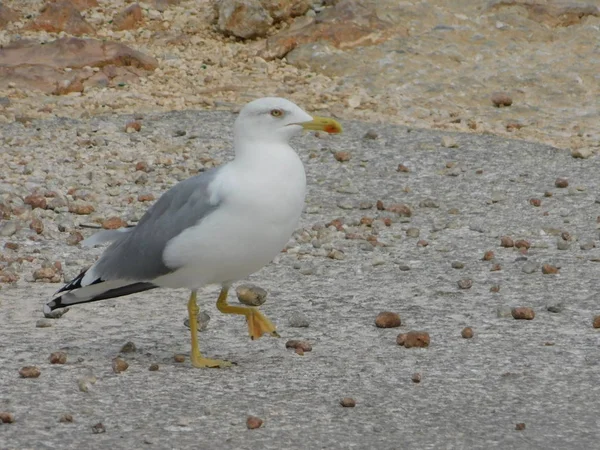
301, 116, 343, 134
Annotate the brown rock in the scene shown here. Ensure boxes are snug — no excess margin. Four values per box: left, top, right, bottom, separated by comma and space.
125, 120, 142, 132
135, 161, 150, 172
30, 218, 44, 234
24, 194, 47, 210
0, 271, 19, 283
91, 422, 106, 434
334, 151, 351, 162
19, 366, 41, 378
490, 263, 502, 271
397, 331, 430, 348
4, 242, 19, 250
376, 200, 385, 210
285, 339, 312, 352
66, 230, 84, 245
27, 1, 95, 35
491, 92, 512, 107
457, 279, 472, 289
483, 250, 494, 261
112, 357, 129, 373
174, 354, 186, 363
541, 264, 559, 274
50, 351, 67, 364
59, 413, 74, 423
515, 422, 526, 431
149, 363, 160, 371
511, 307, 535, 320
236, 284, 267, 306
529, 198, 541, 207
461, 327, 474, 339
555, 177, 569, 188
138, 193, 155, 202
411, 373, 421, 383
68, 200, 94, 215
514, 240, 531, 249
113, 4, 144, 31
246, 415, 263, 429
593, 315, 600, 329
397, 164, 410, 173
339, 397, 356, 408
0, 4, 19, 28
33, 267, 57, 281
258, 0, 405, 60
386, 203, 412, 217
500, 236, 514, 248
0, 38, 158, 93
359, 217, 373, 227
102, 216, 127, 230
374, 311, 401, 328
0, 412, 15, 423
217, 0, 273, 39
260, 0, 311, 22
416, 239, 429, 247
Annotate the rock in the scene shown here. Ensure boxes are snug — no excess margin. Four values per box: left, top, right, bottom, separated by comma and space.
236, 284, 267, 306
19, 366, 41, 378
33, 267, 57, 281
36, 318, 53, 328
217, 0, 273, 39
66, 231, 84, 246
487, 1, 599, 27
483, 251, 494, 261
285, 339, 312, 352
411, 373, 421, 383
571, 148, 593, 159
0, 38, 158, 93
30, 219, 44, 234
183, 310, 211, 332
386, 203, 412, 217
515, 422, 526, 431
547, 304, 563, 313
555, 177, 569, 188
451, 261, 464, 269
257, 0, 405, 60
557, 239, 571, 250
0, 221, 18, 237
113, 4, 144, 31
441, 136, 458, 148
541, 264, 559, 274
364, 130, 379, 140
461, 327, 474, 339
397, 331, 430, 348
375, 311, 401, 328
102, 217, 127, 230
91, 422, 106, 434
112, 357, 129, 373
397, 164, 410, 172
59, 413, 74, 423
339, 397, 356, 408
457, 279, 472, 289
0, 4, 19, 28
149, 363, 160, 371
68, 201, 94, 215
511, 307, 535, 320
529, 198, 541, 207
49, 352, 67, 364
120, 341, 136, 353
246, 415, 263, 429
287, 312, 309, 328
593, 315, 600, 329
27, 1, 95, 35
63, 0, 100, 11
580, 241, 595, 251
260, 0, 311, 22
0, 412, 15, 423
500, 236, 514, 247
125, 120, 142, 132
138, 193, 155, 202
24, 194, 47, 210
174, 354, 186, 363
521, 261, 539, 274
491, 92, 512, 107
334, 151, 351, 162
514, 239, 530, 250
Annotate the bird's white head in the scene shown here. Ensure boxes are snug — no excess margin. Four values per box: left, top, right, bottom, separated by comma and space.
233, 97, 342, 146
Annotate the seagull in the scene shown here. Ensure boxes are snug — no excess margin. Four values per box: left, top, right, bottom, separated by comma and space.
44, 97, 342, 368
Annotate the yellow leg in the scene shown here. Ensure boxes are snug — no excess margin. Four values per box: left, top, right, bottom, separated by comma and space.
187, 290, 232, 368
216, 287, 280, 340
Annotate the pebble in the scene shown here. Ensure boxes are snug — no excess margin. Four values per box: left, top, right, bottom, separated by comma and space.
496, 306, 512, 318
511, 307, 535, 320
571, 148, 592, 159
461, 327, 474, 339
417, 239, 429, 247
406, 227, 420, 238
375, 311, 401, 328
541, 264, 559, 274
102, 216, 127, 229
340, 397, 356, 407
19, 366, 41, 378
149, 363, 159, 371
482, 251, 494, 261
120, 341, 137, 353
77, 376, 96, 393
580, 241, 595, 251
184, 310, 211, 332
36, 318, 53, 328
371, 256, 386, 266
363, 130, 378, 140
59, 414, 74, 423
287, 312, 310, 328
555, 177, 569, 188
285, 340, 312, 352
236, 284, 267, 306
491, 92, 512, 107
68, 201, 95, 215
92, 422, 106, 434
411, 373, 422, 383
0, 221, 18, 237
529, 198, 541, 207
441, 136, 458, 148
547, 304, 563, 313
514, 240, 531, 249
397, 263, 410, 271
334, 151, 351, 162
556, 240, 571, 250
397, 164, 410, 172
451, 261, 464, 269
521, 261, 539, 274
327, 249, 345, 260
174, 354, 186, 363
112, 357, 129, 373
50, 352, 67, 364
246, 416, 263, 429
515, 423, 526, 431
457, 279, 472, 289
0, 412, 15, 424
29, 218, 44, 234
500, 236, 514, 247
397, 331, 430, 348
66, 231, 84, 246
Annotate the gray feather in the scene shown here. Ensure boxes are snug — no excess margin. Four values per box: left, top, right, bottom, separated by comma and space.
92, 167, 222, 281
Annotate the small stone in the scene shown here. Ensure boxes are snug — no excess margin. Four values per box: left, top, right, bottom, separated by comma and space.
135, 161, 150, 172
496, 306, 512, 318
580, 241, 595, 251
557, 240, 571, 250
328, 249, 345, 260
500, 236, 514, 247
515, 423, 526, 431
397, 331, 430, 348
4, 242, 18, 250
68, 201, 95, 215
112, 357, 129, 373
0, 412, 15, 423
511, 307, 535, 320
33, 267, 56, 281
547, 304, 563, 313
411, 373, 421, 383
529, 198, 541, 207
67, 231, 84, 246
149, 363, 160, 371
483, 251, 494, 261
457, 279, 472, 289
441, 136, 458, 148
92, 422, 106, 434
541, 264, 559, 274
521, 261, 539, 274
555, 178, 569, 188
363, 130, 378, 140
102, 217, 127, 230
246, 415, 263, 429
451, 261, 464, 269
174, 354, 186, 363
125, 120, 142, 132
287, 312, 309, 328
592, 315, 600, 329
59, 413, 73, 423
334, 151, 351, 162
138, 193, 155, 202
236, 284, 268, 306
0, 221, 18, 237
29, 218, 44, 234
376, 200, 385, 210
571, 148, 593, 159
544, 191, 553, 197
417, 239, 429, 247
406, 227, 420, 238
340, 397, 356, 407
120, 341, 136, 353
491, 92, 512, 107
19, 366, 41, 378
514, 240, 531, 250
36, 318, 53, 328
397, 164, 410, 172
50, 352, 67, 364
375, 311, 401, 328
386, 204, 412, 217
77, 376, 96, 393
285, 340, 312, 352
24, 194, 47, 210
490, 285, 500, 293
461, 327, 474, 339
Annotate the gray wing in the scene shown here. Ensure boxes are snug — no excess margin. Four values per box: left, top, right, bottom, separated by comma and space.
91, 167, 222, 281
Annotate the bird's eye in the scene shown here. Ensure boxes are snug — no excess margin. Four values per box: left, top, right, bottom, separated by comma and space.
270, 109, 284, 118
